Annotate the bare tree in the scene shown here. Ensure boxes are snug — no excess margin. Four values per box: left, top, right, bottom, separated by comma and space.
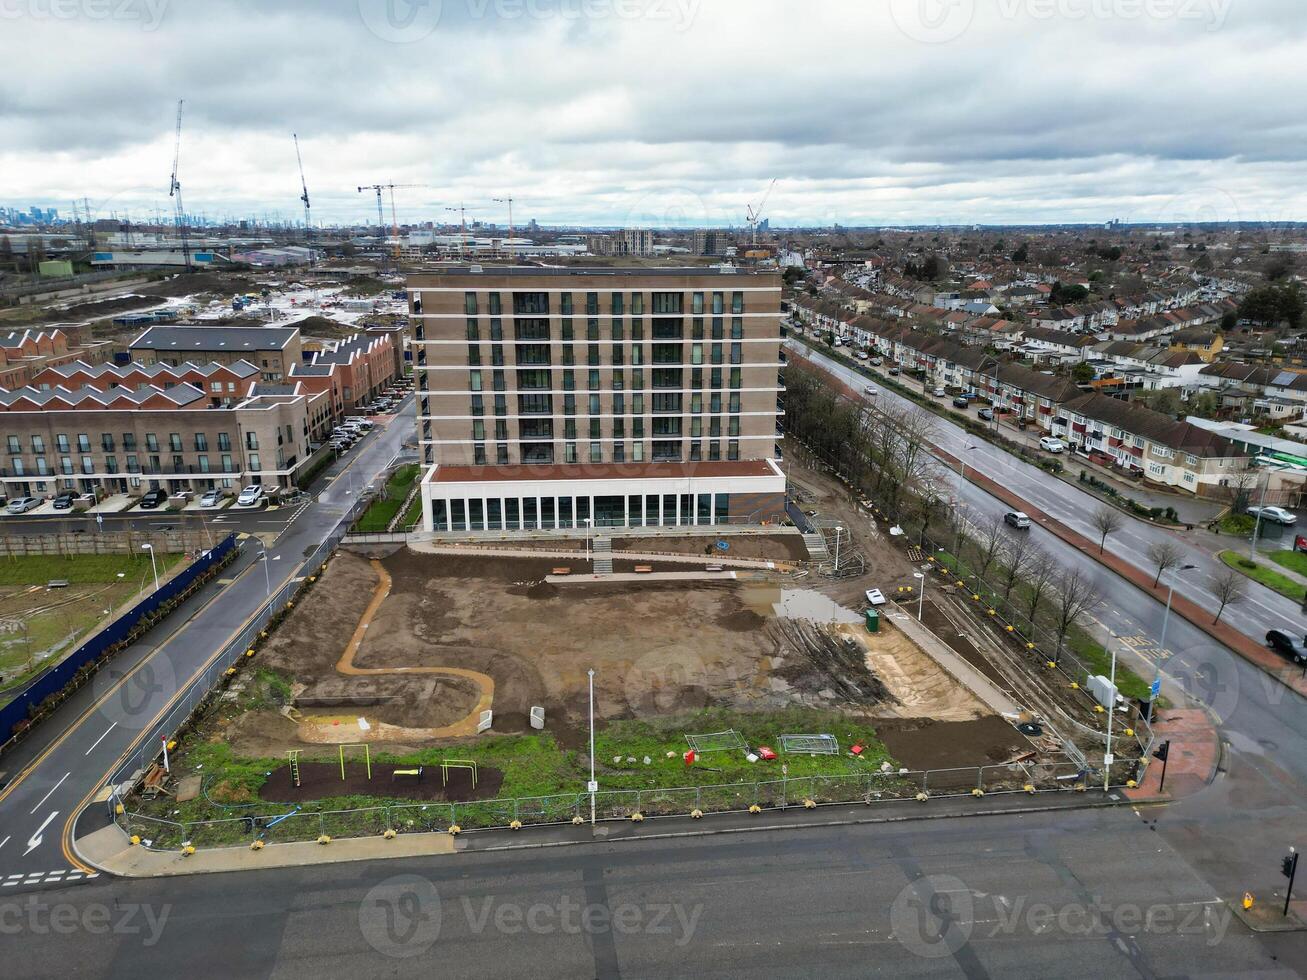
1022, 548, 1058, 628
1091, 505, 1123, 555
998, 531, 1034, 602
1147, 540, 1184, 588
1211, 569, 1247, 625
1051, 567, 1101, 662
972, 514, 1007, 581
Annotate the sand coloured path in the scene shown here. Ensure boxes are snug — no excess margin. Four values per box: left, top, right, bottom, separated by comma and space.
297, 559, 495, 742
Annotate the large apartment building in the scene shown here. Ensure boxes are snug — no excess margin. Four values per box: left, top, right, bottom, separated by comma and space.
408, 266, 786, 532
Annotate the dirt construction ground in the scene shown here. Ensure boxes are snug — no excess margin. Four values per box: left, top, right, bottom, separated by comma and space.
229, 545, 1001, 760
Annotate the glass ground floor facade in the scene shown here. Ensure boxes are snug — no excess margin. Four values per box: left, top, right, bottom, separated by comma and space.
429, 491, 737, 532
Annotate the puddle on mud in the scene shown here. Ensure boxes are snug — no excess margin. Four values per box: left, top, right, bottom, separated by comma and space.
739, 586, 862, 624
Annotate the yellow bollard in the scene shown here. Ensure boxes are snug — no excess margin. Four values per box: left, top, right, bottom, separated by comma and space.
1243, 892, 1254, 910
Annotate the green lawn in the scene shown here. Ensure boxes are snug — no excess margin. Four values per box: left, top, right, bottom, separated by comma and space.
129, 707, 893, 830
1219, 550, 1307, 602
354, 463, 420, 532
0, 552, 181, 587
1218, 513, 1256, 535
1269, 549, 1307, 578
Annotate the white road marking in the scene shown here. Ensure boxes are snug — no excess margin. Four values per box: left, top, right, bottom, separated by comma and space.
23, 811, 59, 856
0, 836, 9, 851
30, 772, 70, 813
84, 722, 117, 755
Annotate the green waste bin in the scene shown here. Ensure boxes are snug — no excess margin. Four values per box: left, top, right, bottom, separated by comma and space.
865, 608, 880, 633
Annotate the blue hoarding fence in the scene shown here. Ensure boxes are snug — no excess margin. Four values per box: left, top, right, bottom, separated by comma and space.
0, 533, 239, 751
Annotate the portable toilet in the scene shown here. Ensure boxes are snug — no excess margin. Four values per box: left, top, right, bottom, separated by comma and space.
865, 608, 880, 633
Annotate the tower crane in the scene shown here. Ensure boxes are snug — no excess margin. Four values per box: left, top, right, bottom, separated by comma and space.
293, 133, 311, 237
168, 99, 192, 272
746, 178, 777, 245
356, 183, 428, 263
445, 204, 482, 259
493, 195, 515, 260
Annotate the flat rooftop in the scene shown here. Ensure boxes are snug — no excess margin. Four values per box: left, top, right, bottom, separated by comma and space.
409, 266, 779, 280
130, 325, 300, 351
428, 460, 779, 484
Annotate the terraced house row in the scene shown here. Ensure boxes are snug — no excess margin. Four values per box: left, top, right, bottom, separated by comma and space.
845, 320, 1251, 497
0, 326, 399, 500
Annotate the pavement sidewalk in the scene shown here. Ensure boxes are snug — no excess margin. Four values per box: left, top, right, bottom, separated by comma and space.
76, 789, 1133, 880
1123, 708, 1220, 802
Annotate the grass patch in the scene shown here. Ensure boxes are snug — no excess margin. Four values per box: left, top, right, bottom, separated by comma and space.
1219, 513, 1256, 535
0, 552, 181, 587
1268, 549, 1307, 578
400, 494, 424, 529
354, 463, 420, 532
1219, 550, 1307, 602
128, 707, 893, 828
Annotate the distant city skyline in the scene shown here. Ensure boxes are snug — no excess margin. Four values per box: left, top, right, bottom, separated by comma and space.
4, 0, 1305, 229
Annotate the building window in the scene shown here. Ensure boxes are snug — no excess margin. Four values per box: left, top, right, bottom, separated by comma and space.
692, 292, 704, 315
731, 291, 744, 314
464, 292, 478, 315
728, 440, 739, 460
652, 293, 683, 314
489, 292, 503, 315
469, 370, 483, 391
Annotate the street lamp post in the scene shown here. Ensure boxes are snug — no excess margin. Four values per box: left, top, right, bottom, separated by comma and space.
959, 443, 977, 483
834, 525, 844, 572
1104, 636, 1118, 792
913, 571, 925, 620
1249, 466, 1289, 560
1151, 563, 1197, 711
140, 543, 159, 593
587, 668, 597, 827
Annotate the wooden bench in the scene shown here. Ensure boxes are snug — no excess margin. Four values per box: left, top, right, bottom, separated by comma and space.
551, 567, 572, 576
633, 565, 653, 574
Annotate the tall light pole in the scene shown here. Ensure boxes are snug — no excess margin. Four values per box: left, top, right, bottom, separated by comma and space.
140, 543, 159, 592
958, 442, 978, 483
1250, 465, 1289, 560
1159, 563, 1197, 652
257, 543, 280, 597
1104, 635, 1118, 792
583, 518, 592, 572
913, 571, 925, 620
587, 668, 597, 827
834, 525, 844, 572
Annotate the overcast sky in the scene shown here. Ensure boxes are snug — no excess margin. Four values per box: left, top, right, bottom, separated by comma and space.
3, 0, 1304, 228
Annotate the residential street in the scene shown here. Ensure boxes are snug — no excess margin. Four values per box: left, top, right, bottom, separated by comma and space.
791, 340, 1307, 641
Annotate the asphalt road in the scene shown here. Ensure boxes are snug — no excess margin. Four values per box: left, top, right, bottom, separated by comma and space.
790, 341, 1307, 909
791, 340, 1307, 641
0, 398, 415, 887
0, 808, 1299, 979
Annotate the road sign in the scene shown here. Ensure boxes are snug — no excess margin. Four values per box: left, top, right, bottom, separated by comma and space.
1150, 677, 1162, 699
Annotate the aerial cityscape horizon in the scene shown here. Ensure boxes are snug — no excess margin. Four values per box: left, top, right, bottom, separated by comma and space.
3, 1, 1307, 978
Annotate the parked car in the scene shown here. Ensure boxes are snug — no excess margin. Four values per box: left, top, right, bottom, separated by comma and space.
931, 386, 946, 397
1004, 510, 1032, 529
6, 497, 39, 514
888, 366, 900, 376
1266, 629, 1307, 663
199, 489, 224, 509
139, 488, 167, 509
977, 407, 994, 421
869, 357, 883, 366
51, 492, 77, 510
1039, 437, 1067, 453
952, 396, 970, 408
1248, 505, 1298, 525
236, 485, 264, 508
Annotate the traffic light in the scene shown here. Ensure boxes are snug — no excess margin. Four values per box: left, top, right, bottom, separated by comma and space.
1283, 854, 1297, 879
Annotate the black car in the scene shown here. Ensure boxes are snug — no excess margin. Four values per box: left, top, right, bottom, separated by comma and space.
1266, 629, 1307, 663
51, 493, 76, 510
978, 407, 994, 421
139, 489, 168, 509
